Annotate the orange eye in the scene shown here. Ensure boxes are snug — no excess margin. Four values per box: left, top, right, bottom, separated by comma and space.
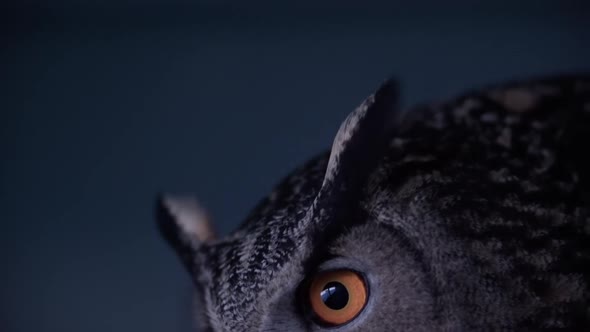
308, 269, 368, 326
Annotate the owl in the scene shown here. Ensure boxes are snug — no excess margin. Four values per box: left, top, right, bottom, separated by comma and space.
156, 74, 590, 331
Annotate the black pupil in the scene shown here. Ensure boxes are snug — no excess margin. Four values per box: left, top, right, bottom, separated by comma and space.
320, 282, 349, 310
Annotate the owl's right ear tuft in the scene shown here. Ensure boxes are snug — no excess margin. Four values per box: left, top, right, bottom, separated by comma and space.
321, 78, 401, 192
155, 194, 215, 273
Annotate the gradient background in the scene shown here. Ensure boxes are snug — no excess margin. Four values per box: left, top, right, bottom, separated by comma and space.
2, 1, 589, 331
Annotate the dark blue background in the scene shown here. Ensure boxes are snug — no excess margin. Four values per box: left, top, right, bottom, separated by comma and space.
2, 1, 589, 331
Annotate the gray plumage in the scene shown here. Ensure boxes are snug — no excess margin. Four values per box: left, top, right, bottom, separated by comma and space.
156, 74, 590, 331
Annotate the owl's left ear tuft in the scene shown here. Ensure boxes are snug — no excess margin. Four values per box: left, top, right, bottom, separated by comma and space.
155, 194, 215, 272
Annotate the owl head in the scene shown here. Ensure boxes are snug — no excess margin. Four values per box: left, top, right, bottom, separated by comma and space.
156, 76, 590, 331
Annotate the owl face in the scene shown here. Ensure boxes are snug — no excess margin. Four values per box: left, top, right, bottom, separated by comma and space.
157, 76, 590, 331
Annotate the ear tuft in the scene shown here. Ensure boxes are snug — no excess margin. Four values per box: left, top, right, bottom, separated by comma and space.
322, 78, 401, 190
155, 194, 215, 272
157, 194, 216, 243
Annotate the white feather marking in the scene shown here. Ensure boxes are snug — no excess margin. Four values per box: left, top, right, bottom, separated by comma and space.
163, 195, 216, 242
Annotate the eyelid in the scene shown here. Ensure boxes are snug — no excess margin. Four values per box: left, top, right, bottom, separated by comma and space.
315, 256, 369, 274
